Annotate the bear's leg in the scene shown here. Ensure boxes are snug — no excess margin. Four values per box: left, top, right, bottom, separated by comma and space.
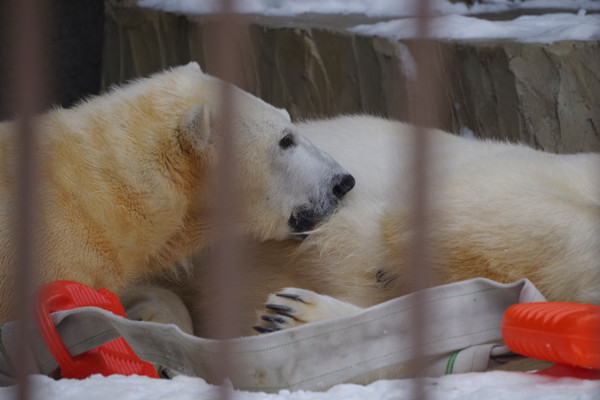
120, 285, 195, 378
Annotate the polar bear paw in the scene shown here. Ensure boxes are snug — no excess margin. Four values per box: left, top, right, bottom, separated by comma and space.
253, 288, 363, 333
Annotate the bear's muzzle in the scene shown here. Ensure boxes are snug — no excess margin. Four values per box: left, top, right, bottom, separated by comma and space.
289, 173, 355, 239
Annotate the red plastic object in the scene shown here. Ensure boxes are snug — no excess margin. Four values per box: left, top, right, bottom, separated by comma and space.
35, 280, 159, 379
501, 302, 600, 370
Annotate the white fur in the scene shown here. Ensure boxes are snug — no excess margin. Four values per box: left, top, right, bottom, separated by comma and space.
294, 116, 600, 304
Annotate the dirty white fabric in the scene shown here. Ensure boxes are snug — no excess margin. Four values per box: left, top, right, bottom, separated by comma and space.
0, 278, 545, 392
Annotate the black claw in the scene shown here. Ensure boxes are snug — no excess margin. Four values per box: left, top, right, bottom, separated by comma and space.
253, 326, 277, 334
262, 315, 286, 324
265, 304, 294, 314
276, 293, 305, 303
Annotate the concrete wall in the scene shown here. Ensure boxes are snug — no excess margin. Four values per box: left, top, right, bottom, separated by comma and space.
102, 4, 599, 153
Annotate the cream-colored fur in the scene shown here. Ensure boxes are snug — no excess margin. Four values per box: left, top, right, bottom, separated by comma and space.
256, 116, 600, 331
0, 63, 353, 322
126, 115, 600, 341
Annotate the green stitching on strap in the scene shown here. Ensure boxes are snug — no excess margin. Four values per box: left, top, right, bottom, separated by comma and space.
445, 350, 460, 375
0, 324, 15, 373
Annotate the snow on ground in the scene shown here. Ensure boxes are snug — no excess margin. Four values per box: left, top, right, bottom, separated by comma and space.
1, 370, 599, 400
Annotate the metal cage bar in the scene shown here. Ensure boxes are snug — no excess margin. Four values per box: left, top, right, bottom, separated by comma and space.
205, 1, 245, 399
8, 0, 47, 399
405, 0, 439, 399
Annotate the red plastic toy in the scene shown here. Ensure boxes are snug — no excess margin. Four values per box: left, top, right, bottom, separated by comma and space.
501, 302, 600, 379
35, 280, 158, 379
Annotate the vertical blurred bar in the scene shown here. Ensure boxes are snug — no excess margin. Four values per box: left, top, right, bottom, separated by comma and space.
406, 0, 437, 399
8, 0, 46, 399
205, 0, 243, 398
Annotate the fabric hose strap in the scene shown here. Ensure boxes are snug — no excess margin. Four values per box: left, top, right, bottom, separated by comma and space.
0, 278, 545, 392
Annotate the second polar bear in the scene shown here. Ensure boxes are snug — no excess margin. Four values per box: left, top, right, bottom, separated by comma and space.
0, 63, 354, 322
255, 115, 600, 330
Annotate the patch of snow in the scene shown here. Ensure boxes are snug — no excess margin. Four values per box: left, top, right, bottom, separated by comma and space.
1, 371, 599, 400
136, 0, 468, 17
137, 0, 600, 16
350, 13, 600, 43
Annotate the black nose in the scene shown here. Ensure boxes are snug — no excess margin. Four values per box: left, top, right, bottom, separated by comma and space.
332, 173, 355, 199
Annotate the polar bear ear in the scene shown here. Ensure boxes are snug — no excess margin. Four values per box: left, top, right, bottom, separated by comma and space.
277, 107, 291, 122
181, 104, 212, 152
185, 61, 203, 73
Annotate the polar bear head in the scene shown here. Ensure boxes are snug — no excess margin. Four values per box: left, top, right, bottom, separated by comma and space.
163, 63, 355, 241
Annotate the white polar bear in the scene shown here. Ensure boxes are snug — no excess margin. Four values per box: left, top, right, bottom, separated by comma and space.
255, 115, 600, 331
0, 63, 354, 322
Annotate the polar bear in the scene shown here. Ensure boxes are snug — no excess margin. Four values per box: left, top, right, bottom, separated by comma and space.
253, 115, 600, 331
0, 63, 355, 322
124, 115, 599, 343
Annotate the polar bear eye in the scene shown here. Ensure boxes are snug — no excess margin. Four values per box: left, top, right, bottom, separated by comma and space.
279, 132, 296, 150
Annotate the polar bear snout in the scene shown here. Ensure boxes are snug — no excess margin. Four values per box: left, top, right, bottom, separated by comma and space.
288, 172, 355, 238
332, 173, 355, 200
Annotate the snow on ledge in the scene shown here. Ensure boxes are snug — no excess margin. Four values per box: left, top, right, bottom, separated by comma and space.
350, 12, 600, 43
137, 0, 600, 17
137, 0, 600, 43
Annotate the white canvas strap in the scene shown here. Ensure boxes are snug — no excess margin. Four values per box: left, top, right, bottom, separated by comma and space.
0, 278, 545, 391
